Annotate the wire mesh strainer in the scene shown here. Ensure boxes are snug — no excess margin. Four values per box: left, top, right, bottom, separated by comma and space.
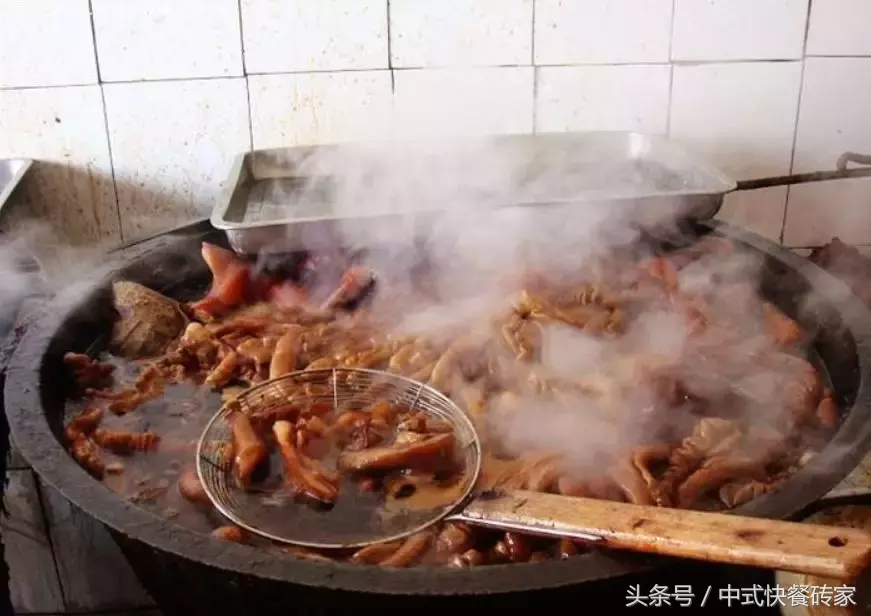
196, 369, 871, 578
196, 367, 481, 549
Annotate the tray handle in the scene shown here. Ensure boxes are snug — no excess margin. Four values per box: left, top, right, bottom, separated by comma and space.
735, 152, 871, 192
837, 152, 871, 172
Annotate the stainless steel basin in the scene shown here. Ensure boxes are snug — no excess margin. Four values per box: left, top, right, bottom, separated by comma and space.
0, 158, 33, 216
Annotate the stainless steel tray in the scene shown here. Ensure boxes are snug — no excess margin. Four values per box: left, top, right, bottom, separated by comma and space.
212, 132, 737, 256
0, 158, 33, 218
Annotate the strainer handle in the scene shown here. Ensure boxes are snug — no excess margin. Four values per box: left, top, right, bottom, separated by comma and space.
455, 489, 871, 580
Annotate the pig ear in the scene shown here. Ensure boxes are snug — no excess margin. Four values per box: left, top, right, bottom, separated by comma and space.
201, 242, 238, 277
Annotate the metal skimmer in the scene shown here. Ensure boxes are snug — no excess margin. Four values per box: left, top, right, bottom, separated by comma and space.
196, 369, 871, 580
196, 367, 481, 549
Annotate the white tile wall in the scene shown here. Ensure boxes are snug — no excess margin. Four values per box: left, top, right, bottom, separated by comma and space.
1, 0, 871, 251
0, 86, 119, 244
807, 0, 871, 56
249, 71, 393, 148
669, 62, 803, 180
536, 65, 671, 134
785, 57, 871, 246
393, 67, 534, 137
240, 0, 388, 73
672, 0, 809, 62
719, 188, 789, 243
0, 0, 97, 88
793, 58, 871, 172
91, 0, 243, 82
103, 78, 250, 240
534, 0, 673, 65
784, 177, 871, 246
390, 0, 533, 68
669, 61, 799, 242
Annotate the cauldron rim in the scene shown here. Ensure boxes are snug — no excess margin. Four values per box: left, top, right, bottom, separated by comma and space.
7, 219, 871, 596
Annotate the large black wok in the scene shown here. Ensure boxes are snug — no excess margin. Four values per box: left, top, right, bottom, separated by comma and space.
6, 218, 871, 614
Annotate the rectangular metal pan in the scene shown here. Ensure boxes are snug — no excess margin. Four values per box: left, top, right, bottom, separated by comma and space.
0, 158, 33, 218
212, 132, 738, 256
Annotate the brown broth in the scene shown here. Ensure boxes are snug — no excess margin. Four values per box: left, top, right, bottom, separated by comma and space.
65, 356, 252, 538
65, 357, 471, 551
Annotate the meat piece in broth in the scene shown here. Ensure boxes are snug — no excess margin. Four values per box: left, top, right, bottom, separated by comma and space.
227, 405, 269, 488
110, 281, 189, 359
60, 233, 840, 571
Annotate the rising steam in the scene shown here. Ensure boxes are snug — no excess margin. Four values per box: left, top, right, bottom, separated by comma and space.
0, 218, 123, 326
0, 107, 834, 493
255, 127, 821, 480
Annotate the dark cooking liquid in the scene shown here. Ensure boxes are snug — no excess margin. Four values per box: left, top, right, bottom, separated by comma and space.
216, 423, 468, 547
65, 356, 469, 551
66, 356, 240, 538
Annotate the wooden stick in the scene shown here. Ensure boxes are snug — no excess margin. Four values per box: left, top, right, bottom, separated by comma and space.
457, 490, 871, 580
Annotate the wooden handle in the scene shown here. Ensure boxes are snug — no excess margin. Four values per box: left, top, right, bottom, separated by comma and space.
457, 490, 871, 580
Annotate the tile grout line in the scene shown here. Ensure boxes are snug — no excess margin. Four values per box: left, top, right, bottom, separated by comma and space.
3, 56, 848, 93
97, 85, 124, 244
236, 0, 254, 152
30, 472, 68, 612
386, 0, 395, 93
780, 0, 815, 245
86, 0, 125, 244
665, 64, 675, 136
665, 0, 677, 135
531, 0, 537, 132
530, 0, 536, 66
